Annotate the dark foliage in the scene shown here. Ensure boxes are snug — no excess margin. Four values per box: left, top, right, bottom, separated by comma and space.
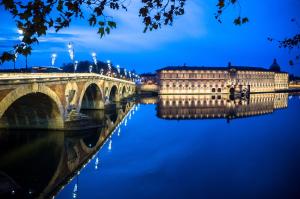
0, 0, 245, 64
268, 18, 300, 66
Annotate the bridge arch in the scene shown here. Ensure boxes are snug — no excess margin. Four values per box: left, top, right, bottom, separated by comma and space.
78, 82, 104, 111
0, 84, 64, 129
120, 85, 127, 99
107, 85, 119, 103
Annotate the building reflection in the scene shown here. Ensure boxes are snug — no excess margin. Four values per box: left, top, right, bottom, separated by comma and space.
0, 101, 136, 199
157, 93, 288, 121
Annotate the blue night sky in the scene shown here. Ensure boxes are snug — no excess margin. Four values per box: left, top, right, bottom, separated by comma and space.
0, 0, 300, 75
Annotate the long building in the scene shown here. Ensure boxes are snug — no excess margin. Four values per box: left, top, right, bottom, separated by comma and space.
157, 63, 288, 95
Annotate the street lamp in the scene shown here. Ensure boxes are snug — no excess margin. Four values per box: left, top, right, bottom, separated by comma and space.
51, 53, 57, 67
68, 42, 75, 72
92, 52, 97, 65
74, 60, 78, 72
116, 65, 120, 77
13, 52, 18, 71
107, 60, 111, 76
91, 52, 97, 73
17, 29, 30, 70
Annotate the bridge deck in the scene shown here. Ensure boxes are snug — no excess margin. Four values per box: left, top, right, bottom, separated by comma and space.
0, 73, 135, 85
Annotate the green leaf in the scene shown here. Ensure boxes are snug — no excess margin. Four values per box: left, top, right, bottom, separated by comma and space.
107, 21, 116, 29
234, 17, 241, 25
98, 21, 105, 26
98, 27, 105, 38
242, 17, 249, 24
88, 15, 97, 26
105, 27, 110, 34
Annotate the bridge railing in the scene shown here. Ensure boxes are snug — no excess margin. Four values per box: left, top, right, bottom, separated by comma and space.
0, 73, 135, 84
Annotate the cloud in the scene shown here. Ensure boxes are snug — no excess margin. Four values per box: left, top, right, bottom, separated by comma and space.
33, 1, 206, 53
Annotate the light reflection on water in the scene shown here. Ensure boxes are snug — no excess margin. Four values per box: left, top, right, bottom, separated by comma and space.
0, 93, 300, 199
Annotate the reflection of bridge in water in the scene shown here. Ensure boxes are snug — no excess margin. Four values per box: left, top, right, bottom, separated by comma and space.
0, 101, 137, 198
0, 73, 136, 129
156, 93, 288, 121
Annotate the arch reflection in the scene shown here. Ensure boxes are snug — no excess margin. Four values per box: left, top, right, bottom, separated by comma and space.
0, 100, 135, 199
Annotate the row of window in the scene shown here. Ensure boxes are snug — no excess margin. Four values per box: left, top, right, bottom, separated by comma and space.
162, 83, 276, 88
161, 73, 278, 79
161, 73, 228, 79
237, 74, 274, 79
163, 84, 225, 88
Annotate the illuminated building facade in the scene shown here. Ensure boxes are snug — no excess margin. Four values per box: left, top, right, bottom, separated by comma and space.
157, 65, 289, 95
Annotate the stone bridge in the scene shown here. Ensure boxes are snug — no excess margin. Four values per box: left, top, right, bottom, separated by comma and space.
0, 102, 137, 198
0, 73, 136, 129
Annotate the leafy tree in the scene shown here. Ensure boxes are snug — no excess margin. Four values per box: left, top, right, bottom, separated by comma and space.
268, 18, 300, 66
0, 0, 298, 66
0, 0, 247, 64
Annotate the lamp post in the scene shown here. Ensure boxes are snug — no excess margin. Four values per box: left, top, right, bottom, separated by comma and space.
107, 60, 111, 76
116, 65, 120, 78
17, 29, 29, 71
51, 53, 57, 67
13, 52, 18, 71
68, 42, 75, 72
74, 61, 78, 72
91, 52, 97, 73
92, 52, 97, 65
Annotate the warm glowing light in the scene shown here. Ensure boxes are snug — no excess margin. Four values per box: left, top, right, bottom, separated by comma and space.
17, 29, 23, 34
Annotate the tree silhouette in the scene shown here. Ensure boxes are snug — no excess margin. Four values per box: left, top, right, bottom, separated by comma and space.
268, 18, 300, 65
1, 0, 298, 66
0, 0, 248, 64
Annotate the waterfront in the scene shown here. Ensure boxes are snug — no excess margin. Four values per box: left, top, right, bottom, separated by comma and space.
0, 93, 299, 199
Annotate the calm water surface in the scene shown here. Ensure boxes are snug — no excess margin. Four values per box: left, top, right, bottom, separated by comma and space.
1, 94, 300, 199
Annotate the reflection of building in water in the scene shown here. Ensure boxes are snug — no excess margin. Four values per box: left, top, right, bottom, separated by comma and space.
137, 96, 158, 104
157, 93, 288, 120
157, 63, 289, 95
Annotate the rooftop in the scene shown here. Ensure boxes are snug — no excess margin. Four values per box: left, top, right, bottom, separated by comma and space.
157, 65, 274, 72
156, 65, 288, 74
